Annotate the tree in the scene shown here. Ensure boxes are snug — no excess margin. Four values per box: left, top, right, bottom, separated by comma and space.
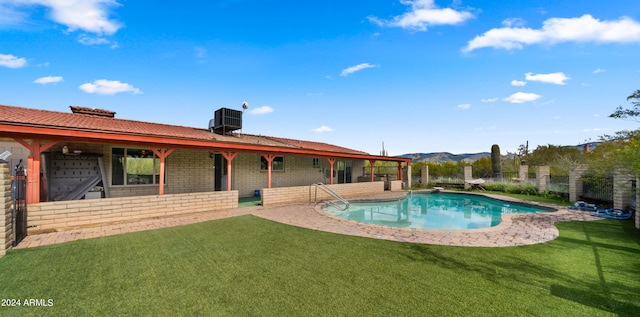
471, 157, 492, 178
491, 144, 502, 178
525, 144, 582, 176
618, 136, 640, 175
609, 89, 640, 122
591, 89, 640, 176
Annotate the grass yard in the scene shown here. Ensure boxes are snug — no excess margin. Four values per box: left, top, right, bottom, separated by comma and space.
0, 215, 639, 316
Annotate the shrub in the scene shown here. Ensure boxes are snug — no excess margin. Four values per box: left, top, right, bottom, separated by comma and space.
484, 182, 507, 192
505, 183, 538, 195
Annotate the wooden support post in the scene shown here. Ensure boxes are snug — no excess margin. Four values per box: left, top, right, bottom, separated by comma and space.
151, 148, 175, 195
369, 159, 376, 182
397, 162, 403, 182
262, 154, 277, 188
327, 158, 336, 185
14, 139, 57, 204
221, 151, 237, 191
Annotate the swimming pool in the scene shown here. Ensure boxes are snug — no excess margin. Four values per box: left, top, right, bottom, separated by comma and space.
322, 192, 553, 230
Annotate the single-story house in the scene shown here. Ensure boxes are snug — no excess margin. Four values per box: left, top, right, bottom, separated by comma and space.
0, 104, 411, 236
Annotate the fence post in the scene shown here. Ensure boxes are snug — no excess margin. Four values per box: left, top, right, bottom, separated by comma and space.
613, 170, 635, 210
421, 165, 429, 187
464, 166, 472, 189
536, 166, 550, 193
519, 165, 528, 181
569, 164, 588, 202
0, 161, 12, 257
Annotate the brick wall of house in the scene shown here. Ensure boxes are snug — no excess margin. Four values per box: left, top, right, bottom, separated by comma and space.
27, 190, 238, 233
0, 140, 29, 171
262, 181, 385, 207
234, 154, 333, 197
44, 143, 216, 198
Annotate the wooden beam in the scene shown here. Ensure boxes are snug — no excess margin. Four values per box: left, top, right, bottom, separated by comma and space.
0, 126, 411, 164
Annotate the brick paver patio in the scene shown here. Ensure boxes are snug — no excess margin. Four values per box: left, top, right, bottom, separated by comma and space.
15, 191, 602, 249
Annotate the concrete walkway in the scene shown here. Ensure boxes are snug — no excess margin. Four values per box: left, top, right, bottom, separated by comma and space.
15, 192, 602, 249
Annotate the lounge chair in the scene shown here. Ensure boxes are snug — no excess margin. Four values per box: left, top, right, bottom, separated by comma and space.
465, 178, 485, 191
568, 201, 597, 211
591, 208, 634, 220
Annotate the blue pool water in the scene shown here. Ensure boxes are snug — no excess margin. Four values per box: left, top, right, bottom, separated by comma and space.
323, 192, 553, 230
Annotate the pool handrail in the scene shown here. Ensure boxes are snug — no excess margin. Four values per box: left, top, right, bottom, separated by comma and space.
309, 182, 350, 211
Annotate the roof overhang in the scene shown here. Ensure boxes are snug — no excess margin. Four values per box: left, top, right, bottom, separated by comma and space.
0, 123, 411, 163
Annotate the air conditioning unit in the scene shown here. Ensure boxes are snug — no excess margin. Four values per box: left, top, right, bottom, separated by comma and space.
209, 108, 242, 135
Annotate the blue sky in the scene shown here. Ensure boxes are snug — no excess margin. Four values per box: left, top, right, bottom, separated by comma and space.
1, 0, 639, 156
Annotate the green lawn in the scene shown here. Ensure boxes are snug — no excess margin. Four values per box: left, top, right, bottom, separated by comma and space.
0, 215, 638, 316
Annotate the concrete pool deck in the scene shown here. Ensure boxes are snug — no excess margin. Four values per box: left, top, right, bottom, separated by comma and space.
14, 191, 603, 249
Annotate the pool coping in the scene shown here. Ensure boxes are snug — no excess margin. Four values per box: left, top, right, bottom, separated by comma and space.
304, 190, 603, 246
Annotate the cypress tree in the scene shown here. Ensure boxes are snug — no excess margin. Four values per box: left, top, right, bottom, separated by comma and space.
491, 144, 502, 179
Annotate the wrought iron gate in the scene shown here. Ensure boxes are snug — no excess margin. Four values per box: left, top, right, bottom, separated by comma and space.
12, 162, 27, 246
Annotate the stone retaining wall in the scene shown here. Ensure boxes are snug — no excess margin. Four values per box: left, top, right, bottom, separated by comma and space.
27, 190, 238, 233
261, 182, 385, 207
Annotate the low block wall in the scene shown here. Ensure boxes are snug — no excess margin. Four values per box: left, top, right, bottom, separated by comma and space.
1, 162, 12, 257
388, 180, 403, 191
28, 190, 238, 233
261, 182, 385, 207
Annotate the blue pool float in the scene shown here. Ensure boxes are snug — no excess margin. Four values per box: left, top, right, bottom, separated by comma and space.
591, 208, 634, 220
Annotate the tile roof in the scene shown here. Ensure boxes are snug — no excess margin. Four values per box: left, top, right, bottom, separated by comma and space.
0, 104, 368, 155
264, 136, 368, 155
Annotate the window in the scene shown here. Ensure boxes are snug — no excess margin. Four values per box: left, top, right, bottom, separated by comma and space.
260, 156, 284, 171
312, 158, 320, 168
112, 148, 165, 185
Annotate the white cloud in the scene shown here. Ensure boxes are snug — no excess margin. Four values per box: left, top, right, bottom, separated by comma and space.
248, 106, 274, 115
0, 53, 27, 68
593, 68, 605, 73
502, 18, 526, 28
369, 0, 474, 31
511, 80, 527, 86
0, 3, 28, 26
340, 63, 378, 76
503, 92, 542, 103
9, 0, 122, 35
457, 103, 471, 109
79, 79, 142, 95
33, 75, 63, 84
78, 34, 117, 47
307, 92, 323, 96
481, 97, 498, 103
313, 125, 333, 133
464, 14, 640, 52
525, 72, 570, 85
